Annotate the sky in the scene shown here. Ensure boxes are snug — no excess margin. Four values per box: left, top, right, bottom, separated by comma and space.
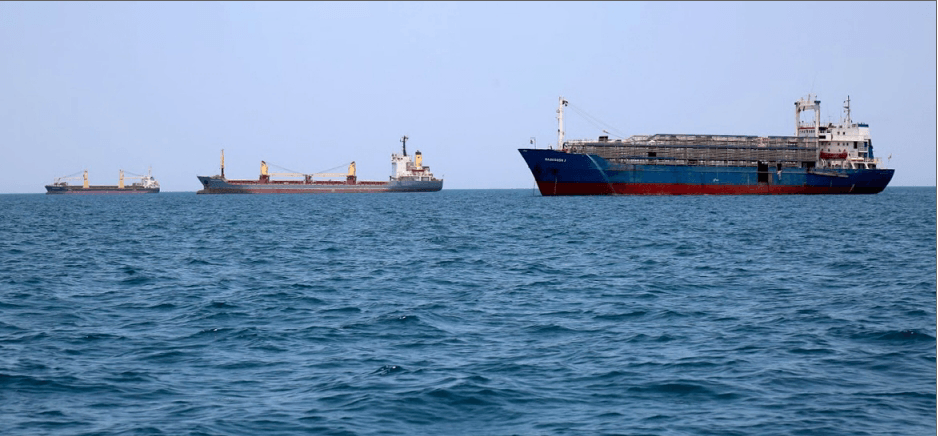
0, 1, 935, 193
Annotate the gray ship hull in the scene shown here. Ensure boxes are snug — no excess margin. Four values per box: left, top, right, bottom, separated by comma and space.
196, 176, 442, 194
45, 185, 160, 195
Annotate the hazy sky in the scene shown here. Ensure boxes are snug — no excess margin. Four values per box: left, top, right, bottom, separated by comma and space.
1, 1, 935, 192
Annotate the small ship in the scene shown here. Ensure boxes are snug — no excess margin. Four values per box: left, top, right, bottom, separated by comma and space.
197, 136, 443, 194
45, 169, 160, 194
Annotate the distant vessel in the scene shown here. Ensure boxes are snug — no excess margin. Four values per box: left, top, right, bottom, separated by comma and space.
519, 96, 894, 195
45, 169, 160, 194
197, 136, 443, 194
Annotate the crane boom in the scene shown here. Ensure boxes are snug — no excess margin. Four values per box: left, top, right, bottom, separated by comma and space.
263, 161, 356, 179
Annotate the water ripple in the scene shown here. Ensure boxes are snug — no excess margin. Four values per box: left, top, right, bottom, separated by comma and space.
0, 189, 933, 435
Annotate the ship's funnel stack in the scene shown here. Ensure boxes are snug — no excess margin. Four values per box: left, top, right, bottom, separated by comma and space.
415, 151, 423, 169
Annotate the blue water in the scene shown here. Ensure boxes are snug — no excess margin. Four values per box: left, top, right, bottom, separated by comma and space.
1, 188, 934, 435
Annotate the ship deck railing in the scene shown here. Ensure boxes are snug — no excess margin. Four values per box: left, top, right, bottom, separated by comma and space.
567, 133, 818, 148
565, 134, 819, 166
606, 158, 807, 168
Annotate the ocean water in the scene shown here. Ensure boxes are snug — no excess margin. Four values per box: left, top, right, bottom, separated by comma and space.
1, 188, 934, 436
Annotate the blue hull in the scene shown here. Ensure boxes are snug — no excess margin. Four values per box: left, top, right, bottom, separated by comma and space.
519, 149, 894, 195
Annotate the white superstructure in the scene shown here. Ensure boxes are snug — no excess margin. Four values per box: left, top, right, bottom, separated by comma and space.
125, 167, 160, 189
390, 136, 440, 182
804, 96, 884, 170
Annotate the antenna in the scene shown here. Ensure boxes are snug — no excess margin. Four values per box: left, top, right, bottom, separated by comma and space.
557, 96, 568, 149
843, 96, 852, 125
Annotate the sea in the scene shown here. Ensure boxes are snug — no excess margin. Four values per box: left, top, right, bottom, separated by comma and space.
1, 188, 935, 436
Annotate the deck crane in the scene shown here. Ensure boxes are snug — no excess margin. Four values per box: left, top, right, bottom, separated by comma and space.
260, 161, 356, 183
51, 170, 89, 188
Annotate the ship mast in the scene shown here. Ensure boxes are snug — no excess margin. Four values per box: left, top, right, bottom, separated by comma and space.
220, 149, 225, 178
401, 135, 408, 157
557, 96, 568, 149
843, 95, 852, 125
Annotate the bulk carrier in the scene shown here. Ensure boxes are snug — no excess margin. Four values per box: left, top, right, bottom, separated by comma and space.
197, 136, 443, 194
45, 169, 160, 194
519, 96, 894, 195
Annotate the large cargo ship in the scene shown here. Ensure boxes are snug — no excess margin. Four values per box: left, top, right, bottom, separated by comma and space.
519, 96, 894, 195
197, 136, 443, 194
45, 169, 160, 194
